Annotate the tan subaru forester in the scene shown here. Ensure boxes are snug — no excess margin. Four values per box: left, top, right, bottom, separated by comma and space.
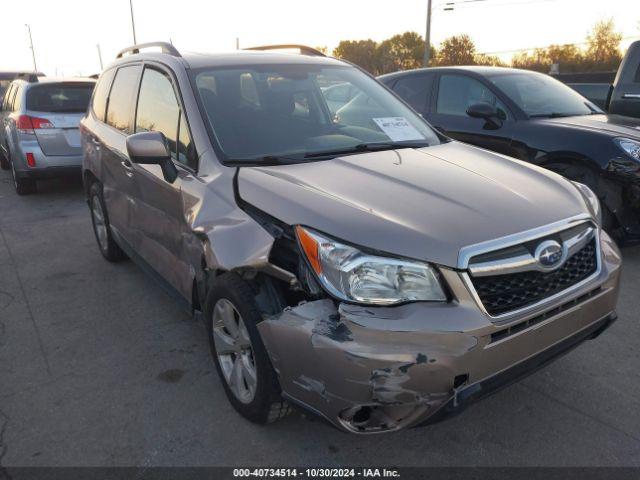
81, 42, 621, 434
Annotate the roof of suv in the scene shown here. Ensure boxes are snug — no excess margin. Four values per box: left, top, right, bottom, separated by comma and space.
11, 77, 96, 87
110, 49, 347, 70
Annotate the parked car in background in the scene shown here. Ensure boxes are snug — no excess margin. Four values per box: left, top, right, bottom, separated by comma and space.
379, 66, 640, 242
561, 40, 640, 118
322, 82, 358, 114
0, 71, 45, 98
0, 76, 95, 194
81, 42, 620, 434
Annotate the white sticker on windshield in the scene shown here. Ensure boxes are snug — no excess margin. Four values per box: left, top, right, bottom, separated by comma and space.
372, 117, 425, 142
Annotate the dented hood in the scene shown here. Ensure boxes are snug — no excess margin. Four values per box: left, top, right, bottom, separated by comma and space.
237, 141, 589, 267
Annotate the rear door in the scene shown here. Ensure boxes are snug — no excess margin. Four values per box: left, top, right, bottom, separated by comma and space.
98, 64, 143, 248
25, 82, 95, 156
130, 64, 198, 300
388, 72, 435, 116
428, 73, 519, 157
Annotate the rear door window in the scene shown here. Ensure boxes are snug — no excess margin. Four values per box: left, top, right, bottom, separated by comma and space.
392, 74, 433, 113
92, 69, 115, 121
135, 67, 196, 169
26, 83, 94, 113
106, 65, 141, 134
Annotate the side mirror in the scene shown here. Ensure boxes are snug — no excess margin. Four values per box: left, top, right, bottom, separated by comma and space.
126, 131, 178, 183
466, 102, 498, 119
466, 102, 504, 129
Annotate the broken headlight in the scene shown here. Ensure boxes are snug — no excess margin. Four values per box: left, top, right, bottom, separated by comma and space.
615, 137, 640, 162
295, 226, 447, 305
571, 181, 602, 226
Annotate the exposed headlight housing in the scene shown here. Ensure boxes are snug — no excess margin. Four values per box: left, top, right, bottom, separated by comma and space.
571, 181, 602, 226
295, 226, 447, 305
615, 137, 640, 162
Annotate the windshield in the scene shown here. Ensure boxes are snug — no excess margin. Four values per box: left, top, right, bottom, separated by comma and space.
192, 64, 441, 162
26, 83, 95, 113
489, 72, 601, 118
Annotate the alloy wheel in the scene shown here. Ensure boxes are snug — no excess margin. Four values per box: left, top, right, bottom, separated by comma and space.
91, 195, 109, 252
212, 298, 258, 404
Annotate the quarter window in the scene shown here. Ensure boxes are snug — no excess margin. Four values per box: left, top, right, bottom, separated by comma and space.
106, 65, 140, 133
135, 68, 196, 169
436, 74, 508, 119
92, 69, 115, 121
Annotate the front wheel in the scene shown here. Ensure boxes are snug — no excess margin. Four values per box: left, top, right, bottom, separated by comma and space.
205, 272, 291, 424
546, 163, 617, 232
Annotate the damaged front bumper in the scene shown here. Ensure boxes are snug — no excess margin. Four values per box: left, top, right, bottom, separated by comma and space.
258, 230, 622, 434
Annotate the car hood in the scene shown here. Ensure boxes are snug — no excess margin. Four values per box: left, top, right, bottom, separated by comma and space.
539, 113, 640, 138
237, 141, 589, 267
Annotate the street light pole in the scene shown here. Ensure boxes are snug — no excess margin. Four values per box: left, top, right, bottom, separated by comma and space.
97, 44, 104, 70
129, 0, 137, 44
423, 0, 433, 67
25, 24, 38, 72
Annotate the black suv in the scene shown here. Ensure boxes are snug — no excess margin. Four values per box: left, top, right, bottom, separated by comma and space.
379, 66, 640, 242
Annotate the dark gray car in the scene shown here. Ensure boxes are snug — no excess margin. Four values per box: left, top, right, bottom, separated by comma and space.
81, 43, 621, 434
0, 76, 95, 194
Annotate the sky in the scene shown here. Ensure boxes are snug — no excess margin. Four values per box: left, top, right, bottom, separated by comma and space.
0, 0, 638, 76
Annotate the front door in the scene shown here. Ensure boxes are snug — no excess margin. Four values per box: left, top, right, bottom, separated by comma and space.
129, 65, 198, 300
427, 73, 519, 158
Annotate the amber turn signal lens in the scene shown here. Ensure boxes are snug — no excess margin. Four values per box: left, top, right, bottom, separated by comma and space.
295, 226, 322, 274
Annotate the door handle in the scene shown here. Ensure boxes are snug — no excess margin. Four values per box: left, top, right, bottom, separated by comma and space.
622, 93, 640, 99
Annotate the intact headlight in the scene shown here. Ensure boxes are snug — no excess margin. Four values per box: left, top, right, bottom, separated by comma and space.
615, 137, 640, 162
295, 226, 447, 305
571, 181, 602, 226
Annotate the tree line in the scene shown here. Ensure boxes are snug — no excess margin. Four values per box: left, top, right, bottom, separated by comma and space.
327, 19, 626, 76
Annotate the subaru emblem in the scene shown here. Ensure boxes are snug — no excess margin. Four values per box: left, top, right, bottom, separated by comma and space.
535, 240, 565, 270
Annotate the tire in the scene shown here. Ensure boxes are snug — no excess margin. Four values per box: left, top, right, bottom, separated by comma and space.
88, 182, 127, 262
205, 272, 291, 424
546, 162, 617, 232
8, 149, 36, 195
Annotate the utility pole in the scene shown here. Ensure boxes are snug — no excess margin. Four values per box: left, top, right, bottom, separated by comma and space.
236, 38, 240, 50
423, 0, 432, 67
25, 24, 38, 72
96, 44, 104, 70
129, 0, 137, 44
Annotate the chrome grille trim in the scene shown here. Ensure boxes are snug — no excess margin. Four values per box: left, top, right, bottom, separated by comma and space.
458, 215, 602, 323
468, 225, 595, 277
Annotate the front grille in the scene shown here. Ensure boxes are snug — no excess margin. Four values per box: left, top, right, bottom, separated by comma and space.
470, 238, 598, 316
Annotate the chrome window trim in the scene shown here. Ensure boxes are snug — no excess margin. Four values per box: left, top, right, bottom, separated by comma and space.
458, 215, 602, 323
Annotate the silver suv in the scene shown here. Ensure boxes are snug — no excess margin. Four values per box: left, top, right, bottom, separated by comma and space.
0, 75, 95, 194
81, 42, 621, 434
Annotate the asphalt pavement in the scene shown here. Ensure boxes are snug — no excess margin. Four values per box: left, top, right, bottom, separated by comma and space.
1, 170, 639, 467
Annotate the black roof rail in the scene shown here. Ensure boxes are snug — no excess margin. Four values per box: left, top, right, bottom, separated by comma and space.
116, 41, 181, 59
244, 44, 326, 57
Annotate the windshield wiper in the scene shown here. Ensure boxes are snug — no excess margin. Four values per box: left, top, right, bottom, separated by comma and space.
225, 154, 305, 166
304, 141, 430, 159
529, 112, 578, 118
